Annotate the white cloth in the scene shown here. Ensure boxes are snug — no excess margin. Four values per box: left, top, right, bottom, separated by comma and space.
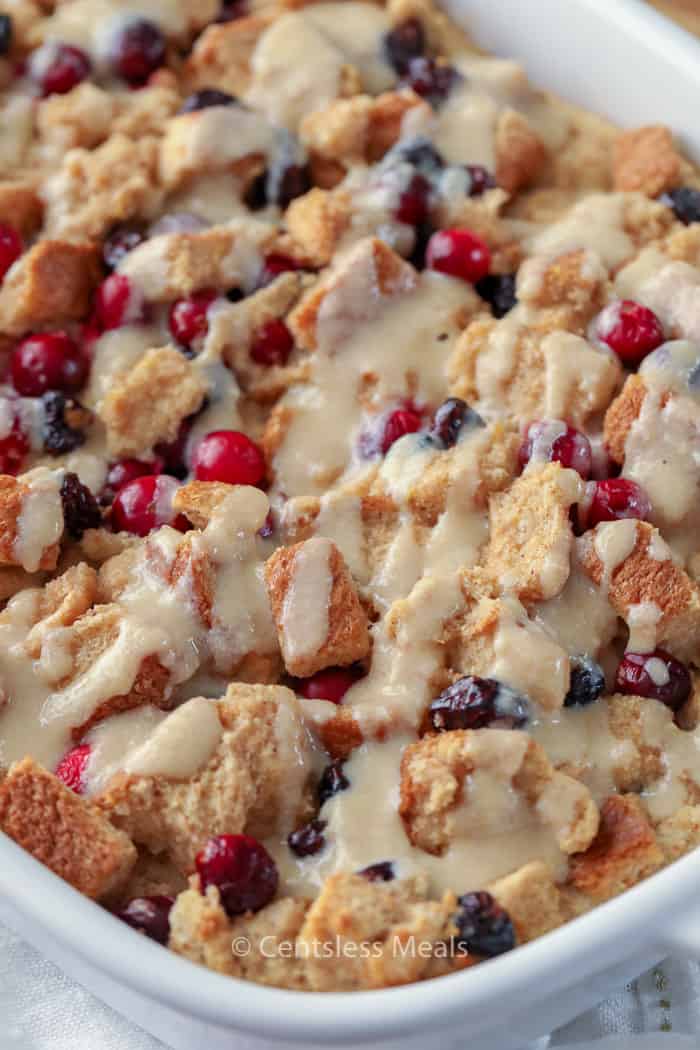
1, 921, 699, 1049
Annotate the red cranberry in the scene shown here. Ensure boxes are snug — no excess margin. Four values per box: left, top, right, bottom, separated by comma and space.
259, 252, 302, 287
55, 743, 91, 794
0, 417, 29, 475
250, 319, 294, 367
403, 57, 460, 106
519, 421, 593, 480
429, 676, 529, 732
615, 649, 691, 711
466, 165, 497, 197
597, 300, 665, 368
32, 43, 91, 96
195, 834, 278, 917
110, 18, 165, 85
381, 406, 423, 454
94, 274, 143, 331
297, 667, 360, 703
426, 228, 491, 284
111, 474, 186, 536
106, 457, 163, 495
396, 173, 430, 226
288, 819, 326, 857
10, 331, 88, 397
102, 225, 145, 271
0, 223, 22, 281
192, 430, 265, 487
117, 896, 174, 944
586, 478, 651, 528
168, 290, 216, 347
383, 18, 425, 75
454, 891, 515, 958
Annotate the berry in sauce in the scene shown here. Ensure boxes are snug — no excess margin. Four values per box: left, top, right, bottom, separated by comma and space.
116, 896, 174, 945
111, 474, 186, 536
429, 676, 530, 732
60, 472, 101, 539
192, 430, 266, 487
10, 331, 88, 397
297, 667, 360, 703
518, 421, 593, 480
31, 43, 91, 96
475, 273, 517, 318
383, 17, 425, 75
564, 655, 606, 707
615, 649, 691, 711
250, 318, 294, 367
110, 18, 166, 86
453, 891, 516, 957
426, 228, 491, 284
596, 300, 665, 368
429, 397, 484, 449
585, 478, 651, 528
195, 833, 278, 917
168, 290, 217, 348
288, 819, 327, 857
317, 760, 350, 807
55, 743, 91, 794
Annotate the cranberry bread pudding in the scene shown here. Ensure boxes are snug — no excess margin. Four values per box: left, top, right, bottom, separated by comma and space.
1, 0, 700, 993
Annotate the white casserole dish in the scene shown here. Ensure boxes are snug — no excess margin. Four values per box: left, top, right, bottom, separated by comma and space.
3, 2, 700, 1047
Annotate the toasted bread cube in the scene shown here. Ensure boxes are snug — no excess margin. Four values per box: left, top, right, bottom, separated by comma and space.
0, 473, 63, 573
265, 537, 370, 677
613, 125, 682, 197
569, 794, 663, 902
0, 239, 101, 336
0, 757, 136, 900
488, 861, 566, 943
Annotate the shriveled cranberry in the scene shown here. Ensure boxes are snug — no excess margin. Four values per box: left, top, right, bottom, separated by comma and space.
250, 318, 294, 367
518, 421, 593, 480
429, 675, 529, 732
10, 331, 88, 396
259, 253, 303, 286
111, 474, 185, 536
358, 861, 395, 882
662, 186, 700, 225
94, 274, 144, 330
564, 655, 606, 707
597, 300, 665, 368
55, 743, 91, 794
288, 819, 327, 857
403, 57, 460, 106
0, 223, 22, 281
0, 14, 13, 56
102, 225, 145, 271
0, 417, 28, 475
297, 667, 360, 704
475, 273, 517, 318
105, 457, 163, 496
453, 891, 515, 958
270, 163, 311, 209
192, 430, 265, 487
154, 419, 190, 478
110, 18, 165, 85
179, 88, 237, 113
429, 397, 483, 449
317, 760, 349, 807
196, 834, 278, 917
41, 392, 89, 456
381, 406, 423, 454
60, 472, 101, 539
169, 290, 216, 348
586, 478, 651, 528
466, 165, 497, 197
116, 895, 174, 945
426, 228, 491, 284
388, 138, 444, 176
396, 173, 430, 225
31, 43, 91, 96
383, 18, 425, 75
615, 649, 691, 711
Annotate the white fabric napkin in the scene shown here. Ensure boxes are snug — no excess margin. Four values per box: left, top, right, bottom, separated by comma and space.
1, 920, 699, 1050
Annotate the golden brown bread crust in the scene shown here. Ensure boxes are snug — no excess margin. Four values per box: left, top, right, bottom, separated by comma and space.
613, 125, 682, 197
0, 239, 101, 336
0, 757, 137, 899
603, 373, 649, 464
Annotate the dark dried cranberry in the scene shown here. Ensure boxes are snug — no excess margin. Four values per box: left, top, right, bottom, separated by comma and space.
110, 18, 165, 85
388, 137, 444, 176
103, 225, 145, 271
179, 88, 237, 113
615, 649, 691, 711
0, 417, 28, 475
466, 165, 497, 197
409, 219, 434, 270
196, 834, 278, 917
317, 760, 349, 807
117, 895, 174, 945
32, 43, 91, 97
244, 172, 268, 211
269, 163, 311, 209
60, 472, 101, 539
288, 819, 327, 857
259, 253, 303, 287
0, 15, 13, 57
383, 18, 425, 75
403, 57, 460, 107
216, 0, 247, 21
429, 397, 483, 449
475, 273, 517, 318
453, 891, 515, 958
662, 186, 700, 225
42, 392, 89, 455
564, 655, 606, 707
358, 861, 395, 882
396, 173, 431, 226
429, 676, 529, 732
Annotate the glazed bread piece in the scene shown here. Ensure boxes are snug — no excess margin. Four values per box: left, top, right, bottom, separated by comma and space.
0, 757, 136, 899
